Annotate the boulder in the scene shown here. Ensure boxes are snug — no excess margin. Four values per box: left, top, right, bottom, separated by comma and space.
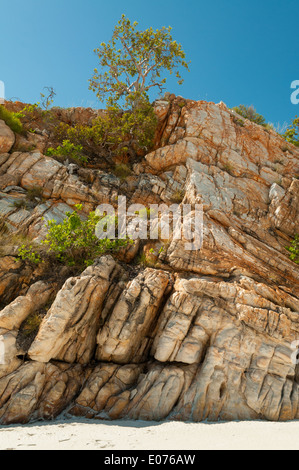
0, 120, 15, 154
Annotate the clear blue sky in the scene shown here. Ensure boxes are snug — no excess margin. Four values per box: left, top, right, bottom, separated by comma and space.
0, 0, 298, 128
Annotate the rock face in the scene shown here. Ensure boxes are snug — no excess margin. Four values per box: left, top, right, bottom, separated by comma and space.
28, 257, 123, 364
0, 97, 298, 423
0, 121, 15, 154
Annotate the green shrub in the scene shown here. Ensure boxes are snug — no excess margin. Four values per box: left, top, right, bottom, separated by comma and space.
287, 235, 299, 264
233, 105, 267, 127
136, 253, 154, 268
16, 205, 132, 268
0, 105, 23, 134
46, 140, 88, 165
15, 103, 43, 123
41, 204, 131, 267
283, 117, 299, 147
18, 245, 42, 265
40, 87, 56, 110
52, 99, 157, 162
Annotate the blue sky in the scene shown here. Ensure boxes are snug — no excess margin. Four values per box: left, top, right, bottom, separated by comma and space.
0, 0, 298, 128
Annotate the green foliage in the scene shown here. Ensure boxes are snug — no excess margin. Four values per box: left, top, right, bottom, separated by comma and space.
287, 235, 299, 264
233, 105, 267, 127
89, 14, 189, 107
137, 252, 153, 268
264, 123, 275, 132
15, 88, 56, 126
18, 245, 42, 265
46, 140, 88, 165
14, 101, 52, 132
41, 204, 130, 267
0, 105, 23, 134
53, 99, 157, 160
15, 103, 42, 123
283, 117, 299, 147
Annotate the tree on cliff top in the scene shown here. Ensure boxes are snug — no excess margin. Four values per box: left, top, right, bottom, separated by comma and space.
89, 15, 189, 108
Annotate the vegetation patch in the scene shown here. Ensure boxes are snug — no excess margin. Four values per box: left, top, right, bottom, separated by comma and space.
46, 140, 88, 165
283, 117, 299, 147
170, 189, 185, 204
232, 105, 267, 127
287, 235, 299, 264
0, 105, 24, 134
17, 204, 132, 270
51, 101, 157, 165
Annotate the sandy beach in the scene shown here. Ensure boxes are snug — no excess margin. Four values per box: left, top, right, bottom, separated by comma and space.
0, 418, 298, 450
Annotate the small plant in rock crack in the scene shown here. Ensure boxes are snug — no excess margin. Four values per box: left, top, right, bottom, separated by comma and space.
13, 187, 44, 211
21, 312, 43, 337
170, 189, 185, 204
287, 235, 299, 264
222, 163, 234, 175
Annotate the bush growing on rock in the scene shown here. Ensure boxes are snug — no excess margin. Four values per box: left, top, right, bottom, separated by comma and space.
0, 105, 23, 134
17, 205, 131, 269
42, 205, 131, 267
52, 99, 157, 163
46, 140, 88, 165
284, 116, 299, 147
14, 103, 44, 129
18, 244, 43, 265
287, 235, 299, 264
233, 105, 267, 127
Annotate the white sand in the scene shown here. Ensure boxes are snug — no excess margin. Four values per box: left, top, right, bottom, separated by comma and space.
0, 418, 299, 450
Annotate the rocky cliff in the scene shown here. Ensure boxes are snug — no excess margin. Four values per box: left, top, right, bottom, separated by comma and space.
0, 96, 298, 424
